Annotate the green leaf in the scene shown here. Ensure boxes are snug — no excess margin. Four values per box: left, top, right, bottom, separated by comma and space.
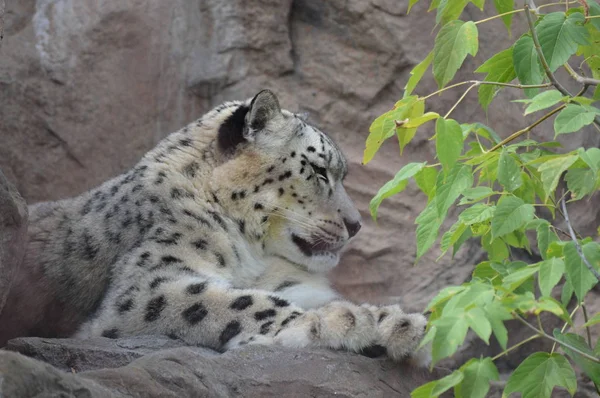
497, 150, 523, 191
484, 301, 511, 350
554, 104, 598, 136
475, 48, 516, 110
491, 196, 535, 239
431, 315, 469, 364
370, 162, 426, 221
440, 221, 468, 255
504, 352, 577, 398
458, 186, 496, 205
537, 154, 579, 199
436, 164, 474, 217
408, 0, 421, 13
404, 52, 433, 97
415, 167, 438, 200
522, 90, 565, 115
561, 280, 574, 306
402, 112, 440, 129
589, 0, 600, 31
416, 200, 443, 260
435, 0, 469, 25
578, 147, 600, 173
538, 257, 565, 297
443, 282, 494, 315
465, 307, 492, 344
433, 21, 479, 88
583, 242, 600, 271
455, 358, 499, 398
470, 0, 485, 11
493, 0, 515, 32
513, 35, 544, 98
566, 168, 596, 199
564, 241, 598, 302
411, 370, 464, 398
397, 100, 425, 155
536, 12, 589, 72
482, 232, 509, 262
364, 96, 418, 164
502, 265, 540, 292
583, 313, 600, 327
459, 204, 496, 225
553, 331, 600, 386
536, 222, 557, 260
436, 118, 464, 174
426, 285, 467, 312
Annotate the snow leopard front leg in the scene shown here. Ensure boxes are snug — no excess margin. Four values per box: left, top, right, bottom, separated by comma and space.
80, 273, 384, 354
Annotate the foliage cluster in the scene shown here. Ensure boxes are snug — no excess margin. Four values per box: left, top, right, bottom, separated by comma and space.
364, 1, 600, 396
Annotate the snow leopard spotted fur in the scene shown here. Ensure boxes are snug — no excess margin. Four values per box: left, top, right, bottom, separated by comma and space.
9, 90, 430, 364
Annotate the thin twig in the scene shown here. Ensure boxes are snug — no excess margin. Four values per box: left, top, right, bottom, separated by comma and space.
492, 334, 540, 361
445, 83, 478, 118
563, 63, 600, 86
525, 4, 600, 126
551, 304, 579, 354
515, 314, 600, 363
488, 105, 566, 152
422, 81, 552, 100
581, 303, 593, 347
560, 193, 600, 281
524, 5, 572, 97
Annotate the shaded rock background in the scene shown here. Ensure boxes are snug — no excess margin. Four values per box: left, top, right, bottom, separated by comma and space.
0, 0, 599, 395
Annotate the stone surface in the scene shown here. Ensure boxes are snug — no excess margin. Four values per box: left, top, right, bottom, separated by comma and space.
2, 336, 449, 397
0, 170, 28, 316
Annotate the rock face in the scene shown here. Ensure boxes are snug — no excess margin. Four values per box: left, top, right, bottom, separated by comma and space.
1, 336, 448, 397
1, 0, 598, 313
0, 170, 28, 316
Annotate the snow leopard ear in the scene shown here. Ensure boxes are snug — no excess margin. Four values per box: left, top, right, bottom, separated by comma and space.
243, 90, 282, 141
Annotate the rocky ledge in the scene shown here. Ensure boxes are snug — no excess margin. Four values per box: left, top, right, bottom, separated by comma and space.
1, 336, 447, 397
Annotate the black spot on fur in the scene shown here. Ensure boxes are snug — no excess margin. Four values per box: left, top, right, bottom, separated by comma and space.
215, 252, 226, 267
269, 296, 290, 307
278, 171, 292, 181
155, 232, 182, 245
179, 138, 192, 147
262, 178, 274, 186
132, 184, 143, 193
275, 281, 299, 291
230, 295, 254, 310
219, 321, 242, 347
255, 309, 276, 321
254, 203, 263, 210
267, 165, 275, 173
281, 311, 302, 327
161, 255, 182, 265
290, 151, 296, 157
144, 295, 166, 322
101, 328, 120, 339
260, 321, 274, 334
307, 146, 316, 152
237, 220, 245, 235
217, 105, 250, 155
82, 231, 98, 260
211, 192, 220, 204
117, 299, 134, 314
191, 239, 208, 250
278, 188, 285, 196
150, 277, 170, 290
183, 209, 212, 227
208, 211, 227, 230
171, 188, 183, 199
136, 252, 151, 267
182, 302, 208, 325
186, 282, 207, 295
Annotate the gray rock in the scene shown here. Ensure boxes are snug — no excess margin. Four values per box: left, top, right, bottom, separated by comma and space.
0, 169, 28, 316
2, 336, 449, 397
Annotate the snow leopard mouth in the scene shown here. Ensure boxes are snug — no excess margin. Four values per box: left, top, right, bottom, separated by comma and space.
292, 234, 343, 256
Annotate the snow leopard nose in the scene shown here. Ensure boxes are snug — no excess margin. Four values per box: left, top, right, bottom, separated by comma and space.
344, 218, 361, 238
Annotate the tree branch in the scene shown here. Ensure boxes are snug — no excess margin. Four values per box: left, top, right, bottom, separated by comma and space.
560, 193, 600, 281
563, 62, 600, 86
488, 105, 566, 152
